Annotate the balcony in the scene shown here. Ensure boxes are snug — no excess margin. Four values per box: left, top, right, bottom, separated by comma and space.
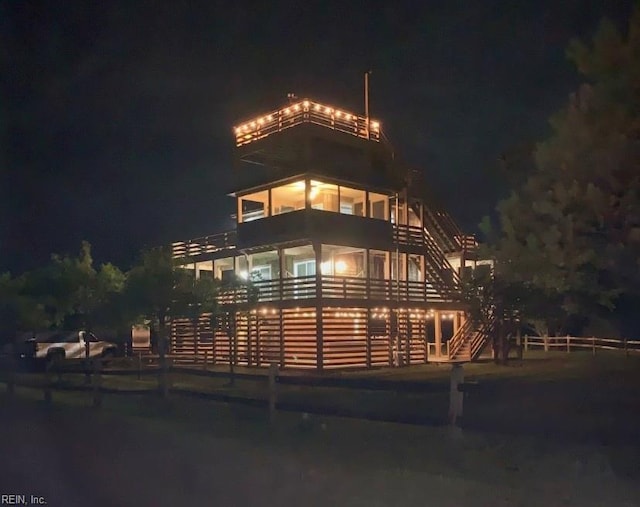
219, 275, 454, 305
172, 230, 237, 260
237, 208, 393, 251
234, 99, 381, 147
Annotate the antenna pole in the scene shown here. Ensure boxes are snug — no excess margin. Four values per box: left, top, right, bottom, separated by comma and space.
364, 70, 371, 138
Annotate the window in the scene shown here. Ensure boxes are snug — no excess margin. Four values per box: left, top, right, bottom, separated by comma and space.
369, 192, 388, 220
310, 180, 338, 211
239, 190, 268, 223
408, 255, 422, 282
340, 201, 353, 214
339, 185, 365, 216
271, 181, 306, 215
293, 260, 315, 277
369, 250, 387, 279
251, 265, 272, 281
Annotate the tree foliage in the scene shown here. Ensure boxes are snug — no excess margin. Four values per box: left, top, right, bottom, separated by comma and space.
0, 242, 125, 341
484, 9, 640, 331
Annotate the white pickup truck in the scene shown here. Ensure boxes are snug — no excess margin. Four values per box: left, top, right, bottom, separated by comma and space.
18, 331, 118, 365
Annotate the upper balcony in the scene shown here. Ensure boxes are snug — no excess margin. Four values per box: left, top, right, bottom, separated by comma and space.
233, 99, 381, 148
172, 230, 236, 261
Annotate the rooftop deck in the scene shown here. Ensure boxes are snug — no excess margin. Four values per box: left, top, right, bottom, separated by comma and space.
234, 99, 381, 147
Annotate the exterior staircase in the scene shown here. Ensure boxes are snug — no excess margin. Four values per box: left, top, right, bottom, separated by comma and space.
420, 225, 461, 300
444, 314, 497, 362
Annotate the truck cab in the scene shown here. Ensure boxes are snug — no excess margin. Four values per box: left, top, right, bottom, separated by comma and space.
17, 331, 118, 365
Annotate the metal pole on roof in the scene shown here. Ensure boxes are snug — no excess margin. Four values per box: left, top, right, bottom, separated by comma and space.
364, 71, 371, 139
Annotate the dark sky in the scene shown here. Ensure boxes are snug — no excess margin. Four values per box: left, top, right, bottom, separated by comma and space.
1, 0, 634, 273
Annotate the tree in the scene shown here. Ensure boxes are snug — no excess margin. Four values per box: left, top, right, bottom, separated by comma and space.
175, 272, 220, 358
124, 247, 221, 396
0, 272, 51, 345
125, 247, 180, 397
211, 273, 260, 385
484, 9, 640, 333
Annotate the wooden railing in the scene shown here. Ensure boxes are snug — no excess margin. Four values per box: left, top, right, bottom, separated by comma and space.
470, 316, 496, 360
217, 275, 453, 304
418, 203, 463, 254
394, 224, 460, 296
446, 318, 475, 360
234, 99, 381, 147
172, 230, 237, 259
523, 335, 640, 354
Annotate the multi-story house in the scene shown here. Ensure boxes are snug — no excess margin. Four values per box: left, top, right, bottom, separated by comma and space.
171, 98, 493, 371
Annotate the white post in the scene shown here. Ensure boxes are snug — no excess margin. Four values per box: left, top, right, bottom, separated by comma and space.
434, 311, 442, 358
449, 364, 464, 426
566, 335, 570, 353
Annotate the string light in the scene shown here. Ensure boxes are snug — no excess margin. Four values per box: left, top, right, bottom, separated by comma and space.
233, 100, 381, 145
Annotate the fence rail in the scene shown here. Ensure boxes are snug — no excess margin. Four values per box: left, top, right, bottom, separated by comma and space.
523, 335, 640, 354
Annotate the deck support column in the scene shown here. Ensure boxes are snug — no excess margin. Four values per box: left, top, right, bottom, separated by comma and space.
278, 308, 285, 367
453, 311, 461, 335
278, 248, 285, 368
366, 308, 372, 368
314, 241, 323, 372
434, 311, 442, 359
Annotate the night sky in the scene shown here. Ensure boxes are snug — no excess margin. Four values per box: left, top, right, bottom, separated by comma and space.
1, 0, 634, 273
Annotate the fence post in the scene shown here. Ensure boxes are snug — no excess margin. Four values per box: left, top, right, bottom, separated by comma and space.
268, 361, 278, 424
44, 362, 53, 406
203, 350, 208, 370
543, 335, 549, 352
449, 363, 464, 426
624, 338, 629, 358
137, 351, 142, 380
92, 358, 103, 408
566, 335, 570, 353
6, 344, 16, 397
524, 335, 528, 353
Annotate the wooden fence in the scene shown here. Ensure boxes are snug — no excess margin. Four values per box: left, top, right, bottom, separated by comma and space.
523, 335, 640, 355
0, 356, 464, 426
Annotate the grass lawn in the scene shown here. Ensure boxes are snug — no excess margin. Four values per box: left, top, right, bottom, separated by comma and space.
3, 350, 640, 447
1, 380, 639, 507
2, 350, 640, 506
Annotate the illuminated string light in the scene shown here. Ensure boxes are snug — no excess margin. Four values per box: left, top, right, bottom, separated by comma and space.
234, 100, 381, 146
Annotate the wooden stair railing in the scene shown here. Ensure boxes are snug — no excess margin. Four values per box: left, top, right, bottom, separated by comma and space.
470, 314, 497, 360
446, 314, 497, 362
421, 204, 463, 254
414, 212, 462, 299
447, 318, 476, 359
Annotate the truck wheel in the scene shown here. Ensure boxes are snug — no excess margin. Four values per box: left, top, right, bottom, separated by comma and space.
101, 349, 115, 366
46, 350, 64, 369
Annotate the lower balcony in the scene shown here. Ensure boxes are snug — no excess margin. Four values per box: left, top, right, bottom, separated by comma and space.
220, 275, 456, 305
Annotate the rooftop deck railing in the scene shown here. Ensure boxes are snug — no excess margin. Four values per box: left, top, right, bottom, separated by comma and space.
234, 99, 381, 147
172, 230, 237, 259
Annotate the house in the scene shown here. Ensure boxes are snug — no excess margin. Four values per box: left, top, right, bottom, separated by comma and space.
171, 98, 493, 370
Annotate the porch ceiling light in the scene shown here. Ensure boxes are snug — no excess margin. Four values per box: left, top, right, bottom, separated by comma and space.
335, 260, 347, 274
